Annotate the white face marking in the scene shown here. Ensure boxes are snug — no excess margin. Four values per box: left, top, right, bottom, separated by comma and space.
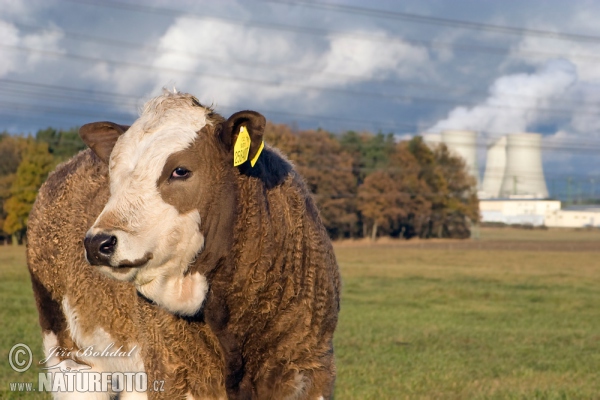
86, 92, 210, 314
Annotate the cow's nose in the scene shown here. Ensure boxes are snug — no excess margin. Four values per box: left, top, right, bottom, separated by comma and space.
84, 234, 117, 266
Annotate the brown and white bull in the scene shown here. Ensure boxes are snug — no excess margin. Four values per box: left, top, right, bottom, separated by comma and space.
78, 90, 341, 399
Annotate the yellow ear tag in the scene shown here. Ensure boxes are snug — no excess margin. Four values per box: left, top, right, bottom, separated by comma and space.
233, 126, 251, 166
250, 140, 264, 167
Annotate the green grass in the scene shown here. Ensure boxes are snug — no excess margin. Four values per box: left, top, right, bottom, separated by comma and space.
1, 229, 600, 399
334, 244, 600, 399
0, 245, 50, 399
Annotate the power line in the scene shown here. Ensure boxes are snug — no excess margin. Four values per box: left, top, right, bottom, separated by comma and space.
4, 78, 600, 148
0, 78, 141, 102
3, 93, 600, 153
4, 2, 598, 133
65, 0, 600, 46
0, 100, 135, 121
15, 17, 600, 68
261, 0, 600, 44
3, 44, 600, 118
12, 23, 600, 111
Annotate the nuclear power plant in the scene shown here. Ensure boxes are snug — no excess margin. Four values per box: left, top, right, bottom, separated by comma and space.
480, 136, 506, 198
424, 131, 600, 228
498, 133, 549, 198
437, 131, 548, 199
424, 130, 600, 228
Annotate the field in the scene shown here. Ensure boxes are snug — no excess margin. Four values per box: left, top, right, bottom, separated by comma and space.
2, 227, 600, 399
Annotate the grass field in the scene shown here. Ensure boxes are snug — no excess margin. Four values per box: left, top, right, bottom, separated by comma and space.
1, 228, 600, 399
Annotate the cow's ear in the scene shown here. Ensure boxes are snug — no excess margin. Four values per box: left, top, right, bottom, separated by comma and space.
79, 122, 129, 164
220, 111, 266, 168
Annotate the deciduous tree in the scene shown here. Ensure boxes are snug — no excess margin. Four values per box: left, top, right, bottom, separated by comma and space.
0, 134, 29, 244
265, 123, 358, 238
3, 140, 54, 244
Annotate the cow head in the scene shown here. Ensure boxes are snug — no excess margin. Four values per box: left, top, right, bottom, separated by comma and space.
80, 90, 265, 315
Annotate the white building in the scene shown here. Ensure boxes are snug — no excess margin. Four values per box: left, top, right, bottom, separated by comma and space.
480, 200, 600, 228
480, 199, 560, 226
545, 207, 600, 228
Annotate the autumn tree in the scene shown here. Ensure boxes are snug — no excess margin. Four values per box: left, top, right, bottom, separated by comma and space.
406, 136, 448, 237
265, 123, 358, 238
338, 131, 396, 236
407, 137, 479, 238
3, 140, 54, 244
0, 134, 29, 244
357, 142, 431, 239
432, 144, 480, 238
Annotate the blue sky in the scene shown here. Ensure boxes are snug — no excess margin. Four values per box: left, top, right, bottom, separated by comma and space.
2, 0, 600, 196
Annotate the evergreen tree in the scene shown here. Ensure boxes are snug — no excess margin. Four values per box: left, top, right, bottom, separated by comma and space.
339, 131, 395, 183
36, 126, 86, 161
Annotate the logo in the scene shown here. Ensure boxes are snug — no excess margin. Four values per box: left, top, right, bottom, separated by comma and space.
7, 342, 164, 394
42, 359, 92, 373
8, 344, 32, 373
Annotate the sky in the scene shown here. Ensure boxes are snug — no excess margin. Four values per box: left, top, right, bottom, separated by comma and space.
2, 0, 600, 199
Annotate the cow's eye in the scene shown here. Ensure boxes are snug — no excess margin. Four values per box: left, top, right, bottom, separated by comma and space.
171, 167, 191, 179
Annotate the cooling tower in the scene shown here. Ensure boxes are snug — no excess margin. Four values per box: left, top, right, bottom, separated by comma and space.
499, 133, 548, 198
441, 130, 479, 186
480, 136, 507, 198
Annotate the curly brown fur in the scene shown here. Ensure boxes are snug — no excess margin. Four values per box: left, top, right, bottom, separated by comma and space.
30, 91, 341, 400
202, 146, 341, 399
27, 150, 226, 399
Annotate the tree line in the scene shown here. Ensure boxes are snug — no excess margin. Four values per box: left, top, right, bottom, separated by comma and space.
0, 127, 86, 244
263, 123, 479, 240
0, 123, 479, 244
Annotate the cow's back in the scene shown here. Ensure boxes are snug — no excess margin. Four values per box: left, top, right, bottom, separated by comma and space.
205, 149, 341, 399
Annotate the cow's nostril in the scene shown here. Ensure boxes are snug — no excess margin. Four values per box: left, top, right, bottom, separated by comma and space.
84, 233, 117, 266
99, 236, 117, 255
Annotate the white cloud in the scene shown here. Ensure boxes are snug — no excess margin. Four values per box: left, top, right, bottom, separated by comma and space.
510, 36, 600, 82
0, 20, 64, 77
427, 59, 578, 137
319, 33, 431, 83
0, 21, 21, 76
82, 15, 434, 113
108, 17, 325, 106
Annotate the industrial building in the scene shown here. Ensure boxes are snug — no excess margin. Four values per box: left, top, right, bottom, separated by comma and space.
432, 130, 600, 229
480, 200, 600, 228
434, 130, 548, 199
545, 206, 600, 228
479, 199, 560, 226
